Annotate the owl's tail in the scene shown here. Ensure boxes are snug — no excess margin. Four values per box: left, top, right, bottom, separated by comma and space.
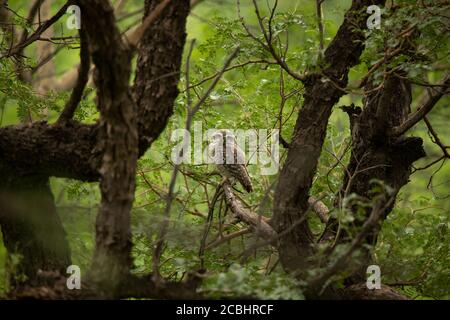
241, 180, 253, 193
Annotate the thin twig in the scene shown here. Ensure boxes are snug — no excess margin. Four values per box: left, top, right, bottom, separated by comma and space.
152, 46, 240, 281
316, 0, 324, 61
389, 74, 450, 136
57, 29, 90, 123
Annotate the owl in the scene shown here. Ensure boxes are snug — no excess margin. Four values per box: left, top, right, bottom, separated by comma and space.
209, 130, 253, 193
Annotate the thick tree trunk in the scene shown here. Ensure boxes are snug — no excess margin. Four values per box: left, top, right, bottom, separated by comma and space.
73, 0, 138, 295
272, 0, 386, 273
0, 1, 190, 296
323, 74, 426, 283
0, 174, 71, 290
133, 0, 190, 153
0, 121, 100, 181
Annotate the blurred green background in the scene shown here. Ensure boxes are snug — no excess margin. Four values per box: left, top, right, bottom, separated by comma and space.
0, 0, 448, 299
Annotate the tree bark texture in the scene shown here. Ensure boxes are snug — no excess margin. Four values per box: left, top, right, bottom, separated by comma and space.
272, 0, 386, 273
75, 0, 138, 293
0, 0, 433, 300
0, 0, 190, 294
323, 74, 426, 283
133, 0, 190, 153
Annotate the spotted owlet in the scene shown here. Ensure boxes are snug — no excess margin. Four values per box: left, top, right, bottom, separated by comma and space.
209, 130, 253, 193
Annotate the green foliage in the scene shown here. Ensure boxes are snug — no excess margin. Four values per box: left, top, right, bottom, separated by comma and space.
0, 58, 68, 123
0, 0, 448, 299
202, 263, 304, 299
376, 196, 449, 299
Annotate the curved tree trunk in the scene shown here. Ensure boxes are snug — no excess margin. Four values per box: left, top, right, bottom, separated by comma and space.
323, 74, 426, 284
0, 174, 71, 290
272, 0, 386, 274
133, 0, 190, 153
0, 0, 190, 297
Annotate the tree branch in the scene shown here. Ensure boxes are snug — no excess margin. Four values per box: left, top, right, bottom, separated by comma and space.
124, 0, 172, 50
56, 29, 90, 123
316, 0, 325, 60
389, 74, 450, 136
308, 193, 396, 294
423, 116, 450, 158
153, 45, 240, 280
2, 1, 73, 59
272, 0, 386, 273
308, 196, 329, 223
222, 182, 277, 240
77, 0, 138, 295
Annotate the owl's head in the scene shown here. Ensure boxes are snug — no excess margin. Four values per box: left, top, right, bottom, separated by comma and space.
211, 129, 235, 143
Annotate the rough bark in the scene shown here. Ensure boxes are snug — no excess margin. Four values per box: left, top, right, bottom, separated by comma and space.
0, 3, 75, 291
9, 273, 202, 300
0, 121, 99, 181
133, 0, 190, 154
0, 122, 92, 289
75, 0, 138, 295
272, 0, 386, 273
1, 0, 425, 301
222, 182, 276, 240
340, 284, 408, 300
0, 0, 190, 182
323, 74, 426, 283
0, 0, 190, 296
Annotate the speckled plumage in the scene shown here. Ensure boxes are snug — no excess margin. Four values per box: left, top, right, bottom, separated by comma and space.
209, 130, 253, 193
